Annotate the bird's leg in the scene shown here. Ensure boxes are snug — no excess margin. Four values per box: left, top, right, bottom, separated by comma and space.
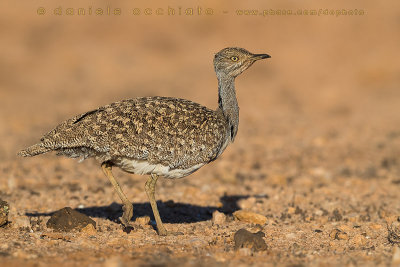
145, 174, 168, 236
101, 162, 133, 228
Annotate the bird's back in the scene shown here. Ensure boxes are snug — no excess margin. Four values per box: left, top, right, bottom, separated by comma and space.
20, 97, 229, 174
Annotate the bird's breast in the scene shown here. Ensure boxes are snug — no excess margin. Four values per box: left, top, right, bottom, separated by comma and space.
115, 157, 205, 179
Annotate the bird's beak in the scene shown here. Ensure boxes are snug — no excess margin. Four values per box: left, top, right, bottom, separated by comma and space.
252, 54, 271, 60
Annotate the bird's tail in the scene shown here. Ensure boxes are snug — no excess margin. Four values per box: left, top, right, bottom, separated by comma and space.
18, 143, 51, 157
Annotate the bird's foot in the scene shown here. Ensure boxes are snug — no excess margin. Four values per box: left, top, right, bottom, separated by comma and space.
119, 203, 134, 228
122, 224, 135, 234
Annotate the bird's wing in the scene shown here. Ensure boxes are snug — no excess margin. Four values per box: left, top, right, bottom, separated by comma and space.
37, 97, 228, 168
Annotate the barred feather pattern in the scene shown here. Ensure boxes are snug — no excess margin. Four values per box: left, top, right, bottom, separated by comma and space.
19, 97, 230, 172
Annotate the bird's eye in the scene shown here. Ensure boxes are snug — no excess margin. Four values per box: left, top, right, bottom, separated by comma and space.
230, 56, 239, 62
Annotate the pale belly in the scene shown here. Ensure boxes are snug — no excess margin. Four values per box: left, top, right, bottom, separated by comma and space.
114, 158, 205, 179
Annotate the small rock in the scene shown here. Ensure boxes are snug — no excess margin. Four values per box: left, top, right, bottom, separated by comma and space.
337, 232, 349, 240
80, 223, 97, 235
30, 217, 45, 232
388, 219, 400, 244
237, 197, 256, 210
212, 210, 226, 225
233, 210, 267, 225
0, 199, 9, 227
392, 246, 400, 264
234, 228, 267, 252
135, 216, 150, 226
351, 234, 368, 247
46, 207, 96, 232
329, 229, 349, 240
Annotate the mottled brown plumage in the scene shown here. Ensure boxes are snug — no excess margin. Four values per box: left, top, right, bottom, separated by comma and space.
21, 97, 227, 173
18, 47, 270, 235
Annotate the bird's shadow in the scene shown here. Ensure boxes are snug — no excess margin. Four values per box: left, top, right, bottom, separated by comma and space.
26, 195, 255, 224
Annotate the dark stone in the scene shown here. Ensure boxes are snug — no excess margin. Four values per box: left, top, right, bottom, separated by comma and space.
0, 199, 9, 227
46, 207, 96, 232
234, 228, 267, 251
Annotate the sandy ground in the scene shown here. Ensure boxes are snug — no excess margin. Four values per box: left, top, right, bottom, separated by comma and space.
1, 0, 400, 266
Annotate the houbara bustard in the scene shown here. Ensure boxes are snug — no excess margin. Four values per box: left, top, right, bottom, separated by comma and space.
19, 47, 270, 235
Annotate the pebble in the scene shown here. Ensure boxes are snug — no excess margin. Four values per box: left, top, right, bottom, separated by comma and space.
80, 223, 97, 235
212, 210, 226, 225
135, 216, 150, 226
329, 229, 348, 240
233, 210, 267, 225
350, 234, 368, 247
234, 228, 267, 252
237, 197, 256, 210
0, 199, 9, 227
388, 219, 400, 244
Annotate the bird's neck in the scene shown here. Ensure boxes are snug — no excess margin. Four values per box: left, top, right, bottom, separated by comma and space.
217, 74, 239, 141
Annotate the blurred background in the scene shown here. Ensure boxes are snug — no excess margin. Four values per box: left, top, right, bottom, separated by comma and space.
0, 0, 399, 179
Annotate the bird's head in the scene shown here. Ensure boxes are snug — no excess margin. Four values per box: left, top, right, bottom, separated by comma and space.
213, 47, 270, 78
